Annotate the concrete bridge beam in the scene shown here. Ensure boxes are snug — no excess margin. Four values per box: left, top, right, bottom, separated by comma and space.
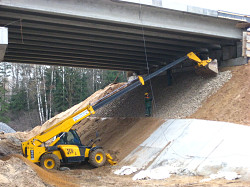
0, 0, 242, 39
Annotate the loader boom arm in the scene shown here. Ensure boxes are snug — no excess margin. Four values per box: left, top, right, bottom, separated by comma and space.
93, 52, 217, 110
22, 105, 95, 150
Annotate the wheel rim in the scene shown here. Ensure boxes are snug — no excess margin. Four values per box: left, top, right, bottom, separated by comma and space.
44, 158, 55, 169
95, 153, 104, 163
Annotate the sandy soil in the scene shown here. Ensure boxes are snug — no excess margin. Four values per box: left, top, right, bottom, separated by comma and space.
0, 154, 78, 187
52, 163, 250, 187
190, 63, 250, 125
76, 117, 165, 161
2, 153, 250, 187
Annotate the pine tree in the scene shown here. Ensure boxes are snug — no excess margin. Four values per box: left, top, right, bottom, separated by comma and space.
9, 88, 27, 111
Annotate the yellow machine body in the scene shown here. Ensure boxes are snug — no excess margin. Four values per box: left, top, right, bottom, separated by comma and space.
187, 52, 212, 67
187, 52, 218, 74
22, 104, 116, 170
22, 105, 95, 164
58, 145, 82, 157
138, 76, 145, 85
106, 153, 117, 165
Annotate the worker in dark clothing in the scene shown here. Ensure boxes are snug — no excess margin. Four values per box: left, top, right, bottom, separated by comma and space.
167, 69, 173, 86
144, 92, 152, 117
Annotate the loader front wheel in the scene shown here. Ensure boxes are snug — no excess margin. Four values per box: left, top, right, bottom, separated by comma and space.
40, 154, 60, 170
89, 149, 106, 167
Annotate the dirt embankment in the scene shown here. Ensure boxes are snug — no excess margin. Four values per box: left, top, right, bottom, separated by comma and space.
190, 63, 250, 125
0, 155, 47, 187
0, 154, 78, 187
75, 117, 165, 161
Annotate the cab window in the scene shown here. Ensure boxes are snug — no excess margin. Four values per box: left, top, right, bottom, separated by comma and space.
55, 130, 82, 146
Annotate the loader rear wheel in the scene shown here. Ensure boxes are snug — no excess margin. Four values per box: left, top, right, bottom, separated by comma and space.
40, 154, 60, 170
89, 149, 106, 167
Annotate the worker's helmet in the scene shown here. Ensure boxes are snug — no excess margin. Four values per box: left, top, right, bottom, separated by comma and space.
145, 92, 149, 96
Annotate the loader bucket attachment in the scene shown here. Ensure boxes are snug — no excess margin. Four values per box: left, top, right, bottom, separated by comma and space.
187, 52, 218, 75
195, 59, 218, 75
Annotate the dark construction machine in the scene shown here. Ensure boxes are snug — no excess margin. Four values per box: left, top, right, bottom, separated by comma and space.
21, 52, 218, 170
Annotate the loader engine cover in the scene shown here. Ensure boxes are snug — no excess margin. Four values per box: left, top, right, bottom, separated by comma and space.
58, 145, 85, 162
58, 145, 81, 157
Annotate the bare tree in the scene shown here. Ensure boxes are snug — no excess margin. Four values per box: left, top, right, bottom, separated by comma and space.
42, 67, 48, 121
35, 66, 44, 124
49, 67, 54, 119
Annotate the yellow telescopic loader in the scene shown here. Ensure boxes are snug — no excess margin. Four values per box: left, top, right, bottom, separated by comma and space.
21, 52, 218, 170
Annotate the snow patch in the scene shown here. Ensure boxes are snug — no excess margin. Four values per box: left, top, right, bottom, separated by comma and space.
201, 171, 241, 182
114, 166, 138, 175
133, 166, 172, 180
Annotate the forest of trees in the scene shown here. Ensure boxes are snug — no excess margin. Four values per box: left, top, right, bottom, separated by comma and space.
0, 62, 127, 130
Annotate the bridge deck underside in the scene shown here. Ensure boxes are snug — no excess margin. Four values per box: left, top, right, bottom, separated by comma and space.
0, 6, 239, 71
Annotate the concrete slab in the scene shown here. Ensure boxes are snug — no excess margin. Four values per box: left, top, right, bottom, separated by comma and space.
220, 57, 248, 67
0, 122, 15, 133
116, 119, 250, 180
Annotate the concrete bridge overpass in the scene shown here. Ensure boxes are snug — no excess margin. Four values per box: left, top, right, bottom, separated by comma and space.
0, 0, 249, 72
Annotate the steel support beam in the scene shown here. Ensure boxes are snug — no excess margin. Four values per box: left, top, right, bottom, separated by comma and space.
5, 52, 157, 67
4, 57, 143, 71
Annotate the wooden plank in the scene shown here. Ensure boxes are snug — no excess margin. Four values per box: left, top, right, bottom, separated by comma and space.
247, 35, 250, 41
246, 50, 250, 57
242, 32, 250, 57
242, 32, 247, 57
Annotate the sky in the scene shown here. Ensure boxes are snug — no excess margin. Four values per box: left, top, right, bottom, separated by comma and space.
123, 0, 250, 15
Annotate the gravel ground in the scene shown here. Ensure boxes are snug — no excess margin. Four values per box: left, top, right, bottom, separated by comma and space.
95, 70, 232, 118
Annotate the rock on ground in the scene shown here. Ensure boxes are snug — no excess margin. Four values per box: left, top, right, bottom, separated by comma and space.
96, 71, 232, 118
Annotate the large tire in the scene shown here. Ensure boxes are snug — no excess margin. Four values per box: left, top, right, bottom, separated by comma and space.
89, 149, 106, 168
40, 153, 60, 170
